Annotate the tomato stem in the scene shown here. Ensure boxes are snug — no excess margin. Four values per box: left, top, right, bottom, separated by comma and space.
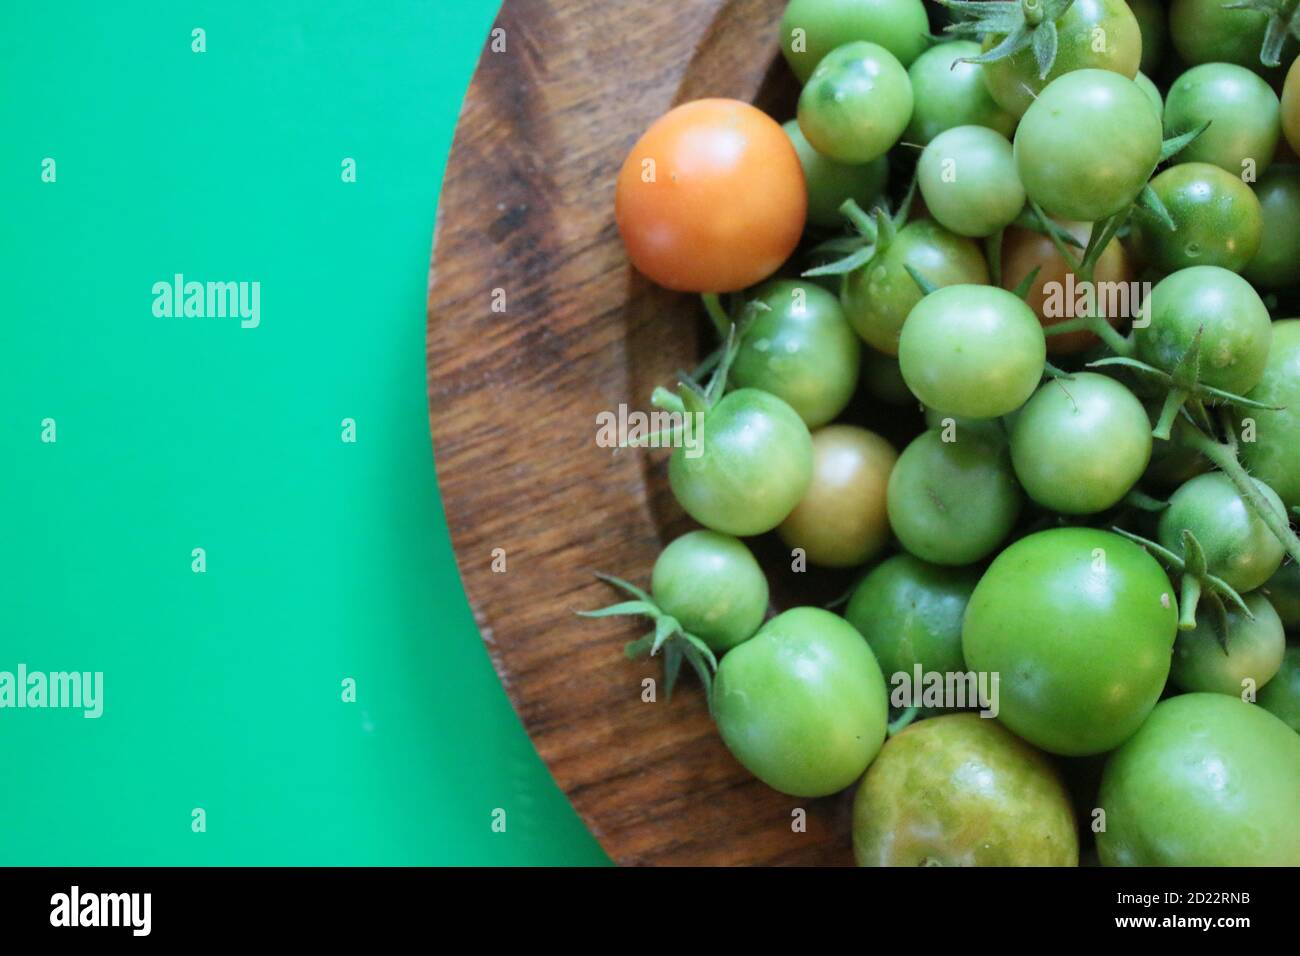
1178, 575, 1201, 631
1152, 388, 1188, 441
701, 293, 731, 340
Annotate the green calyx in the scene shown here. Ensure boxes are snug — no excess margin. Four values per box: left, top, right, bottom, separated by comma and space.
578, 573, 718, 700
803, 178, 918, 278
1222, 0, 1300, 67
938, 0, 1075, 79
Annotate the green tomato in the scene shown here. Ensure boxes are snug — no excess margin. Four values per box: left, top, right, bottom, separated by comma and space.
732, 280, 861, 428
783, 120, 888, 230
963, 528, 1178, 756
898, 284, 1046, 419
1158, 472, 1287, 593
1010, 373, 1152, 514
1130, 163, 1263, 274
781, 0, 929, 84
1134, 265, 1272, 396
1169, 0, 1296, 76
1285, 56, 1300, 155
886, 430, 1022, 566
1097, 693, 1300, 865
797, 41, 913, 163
852, 713, 1079, 866
1245, 165, 1300, 291
845, 554, 979, 680
904, 41, 1017, 146
981, 0, 1142, 118
1129, 0, 1166, 75
841, 220, 989, 355
668, 388, 812, 537
1258, 645, 1300, 732
918, 126, 1025, 238
650, 530, 769, 654
1014, 70, 1161, 222
1263, 560, 1300, 629
1237, 320, 1300, 510
1164, 63, 1281, 177
1133, 70, 1163, 121
712, 607, 889, 797
1170, 592, 1285, 697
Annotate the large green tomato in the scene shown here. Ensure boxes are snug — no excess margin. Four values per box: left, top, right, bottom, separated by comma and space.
963, 528, 1178, 756
732, 279, 861, 428
1097, 693, 1300, 865
1258, 645, 1300, 732
1014, 70, 1161, 222
844, 554, 979, 680
852, 714, 1079, 866
1134, 265, 1272, 397
797, 41, 912, 163
1170, 592, 1286, 697
841, 220, 989, 355
1158, 472, 1286, 593
1164, 63, 1281, 177
651, 530, 769, 654
918, 125, 1025, 238
713, 607, 889, 797
783, 120, 888, 230
781, 0, 929, 83
1010, 373, 1152, 514
1245, 166, 1300, 290
905, 41, 1016, 146
886, 430, 1022, 566
981, 0, 1141, 118
668, 388, 812, 537
1129, 162, 1263, 274
1237, 319, 1300, 510
899, 285, 1046, 419
1169, 0, 1296, 76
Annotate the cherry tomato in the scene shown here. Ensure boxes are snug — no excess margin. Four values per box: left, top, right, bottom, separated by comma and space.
797, 41, 913, 163
650, 530, 768, 655
615, 99, 806, 292
1130, 162, 1263, 274
1097, 693, 1300, 865
1284, 56, 1300, 156
1169, 0, 1296, 76
1245, 165, 1300, 290
1134, 265, 1272, 397
981, 0, 1142, 118
732, 280, 861, 428
1133, 70, 1163, 120
1000, 221, 1131, 355
898, 284, 1046, 419
668, 388, 812, 537
904, 41, 1016, 146
1258, 645, 1300, 732
780, 0, 929, 84
963, 528, 1179, 755
852, 714, 1079, 866
713, 607, 889, 797
917, 125, 1025, 238
1158, 472, 1286, 593
1163, 63, 1281, 177
1010, 373, 1152, 514
1263, 560, 1300, 629
841, 219, 989, 355
845, 553, 979, 679
777, 425, 896, 568
1170, 592, 1286, 697
783, 120, 887, 230
1236, 319, 1300, 510
1014, 70, 1161, 222
887, 430, 1022, 566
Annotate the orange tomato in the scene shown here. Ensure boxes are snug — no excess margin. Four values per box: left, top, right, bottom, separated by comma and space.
1001, 221, 1133, 355
615, 99, 806, 293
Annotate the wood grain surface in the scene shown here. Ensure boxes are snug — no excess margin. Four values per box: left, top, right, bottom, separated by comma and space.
426, 0, 855, 865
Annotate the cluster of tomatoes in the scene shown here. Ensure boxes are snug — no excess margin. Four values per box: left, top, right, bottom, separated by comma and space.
595, 0, 1300, 866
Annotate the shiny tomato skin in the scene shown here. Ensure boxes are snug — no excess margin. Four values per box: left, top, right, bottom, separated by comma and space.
615, 99, 806, 292
1170, 592, 1285, 697
1130, 162, 1263, 274
852, 714, 1079, 866
1235, 319, 1300, 510
1097, 693, 1300, 866
780, 0, 930, 84
1245, 166, 1300, 290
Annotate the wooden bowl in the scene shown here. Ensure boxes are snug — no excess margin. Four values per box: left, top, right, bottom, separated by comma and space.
426, 0, 858, 865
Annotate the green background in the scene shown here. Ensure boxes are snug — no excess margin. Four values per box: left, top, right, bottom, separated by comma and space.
0, 0, 607, 865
